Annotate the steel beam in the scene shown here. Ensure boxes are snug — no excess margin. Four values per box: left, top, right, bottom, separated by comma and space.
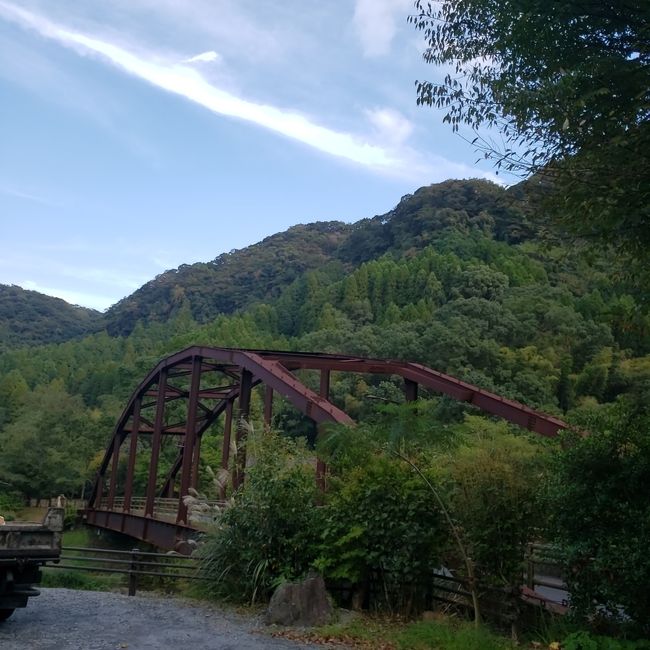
177, 356, 202, 525
123, 398, 141, 513
235, 369, 253, 488
84, 509, 197, 554
263, 385, 273, 427
145, 368, 167, 518
221, 399, 233, 500
106, 433, 122, 509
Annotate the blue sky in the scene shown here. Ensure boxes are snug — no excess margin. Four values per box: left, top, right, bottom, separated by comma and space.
0, 0, 501, 311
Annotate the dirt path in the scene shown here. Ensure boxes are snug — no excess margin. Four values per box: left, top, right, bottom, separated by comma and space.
0, 588, 326, 650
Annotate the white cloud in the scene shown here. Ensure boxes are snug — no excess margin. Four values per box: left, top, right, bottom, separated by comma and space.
366, 107, 414, 146
184, 50, 221, 64
354, 0, 411, 57
0, 1, 406, 173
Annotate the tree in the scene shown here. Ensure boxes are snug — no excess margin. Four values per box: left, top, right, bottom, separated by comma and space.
410, 0, 650, 258
547, 393, 650, 635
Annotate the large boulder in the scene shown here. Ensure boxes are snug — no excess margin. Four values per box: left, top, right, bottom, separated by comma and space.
265, 573, 333, 627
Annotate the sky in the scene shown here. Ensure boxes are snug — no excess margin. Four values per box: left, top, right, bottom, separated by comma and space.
0, 0, 502, 312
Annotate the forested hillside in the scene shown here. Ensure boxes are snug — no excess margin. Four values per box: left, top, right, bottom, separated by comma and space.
103, 180, 537, 336
104, 221, 351, 336
1, 178, 648, 500
0, 284, 102, 350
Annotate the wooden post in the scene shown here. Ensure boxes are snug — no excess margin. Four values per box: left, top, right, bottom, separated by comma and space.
128, 548, 139, 596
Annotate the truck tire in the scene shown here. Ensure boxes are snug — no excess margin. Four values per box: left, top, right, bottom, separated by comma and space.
0, 608, 15, 621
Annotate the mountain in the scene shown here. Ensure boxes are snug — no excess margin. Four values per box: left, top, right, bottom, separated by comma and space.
104, 221, 351, 336
0, 284, 102, 349
105, 179, 535, 336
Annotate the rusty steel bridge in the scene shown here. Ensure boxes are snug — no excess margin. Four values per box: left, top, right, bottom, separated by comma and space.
84, 346, 567, 553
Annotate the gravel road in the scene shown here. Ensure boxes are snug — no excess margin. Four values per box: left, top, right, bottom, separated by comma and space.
0, 588, 325, 650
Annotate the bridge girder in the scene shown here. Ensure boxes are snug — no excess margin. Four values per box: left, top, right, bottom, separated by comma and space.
85, 346, 568, 552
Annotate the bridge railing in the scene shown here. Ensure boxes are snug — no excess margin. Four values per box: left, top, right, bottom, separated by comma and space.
94, 496, 226, 525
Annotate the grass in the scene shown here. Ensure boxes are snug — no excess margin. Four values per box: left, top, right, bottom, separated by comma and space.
41, 526, 125, 592
271, 613, 516, 650
40, 569, 121, 591
272, 613, 650, 650
11, 506, 47, 522
42, 526, 198, 595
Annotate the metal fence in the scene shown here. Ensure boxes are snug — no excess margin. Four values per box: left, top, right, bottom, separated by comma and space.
46, 542, 567, 614
47, 546, 202, 596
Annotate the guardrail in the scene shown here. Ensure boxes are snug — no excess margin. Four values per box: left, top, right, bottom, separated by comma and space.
94, 497, 224, 524
47, 546, 203, 596
46, 543, 568, 614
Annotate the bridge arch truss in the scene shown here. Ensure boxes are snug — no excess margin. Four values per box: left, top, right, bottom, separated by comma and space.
85, 346, 567, 551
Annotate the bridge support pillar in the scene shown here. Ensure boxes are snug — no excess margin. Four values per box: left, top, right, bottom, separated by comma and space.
177, 356, 202, 525
404, 378, 418, 402
145, 368, 168, 518
234, 368, 252, 489
220, 399, 234, 500
316, 369, 331, 491
123, 398, 141, 514
263, 385, 273, 428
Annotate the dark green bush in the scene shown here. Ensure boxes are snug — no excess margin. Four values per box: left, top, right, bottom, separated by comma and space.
547, 396, 650, 636
0, 490, 24, 520
316, 454, 445, 612
196, 430, 322, 603
442, 419, 549, 588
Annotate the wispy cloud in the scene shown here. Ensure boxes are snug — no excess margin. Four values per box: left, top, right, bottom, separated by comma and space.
366, 107, 414, 146
0, 2, 409, 173
354, 0, 412, 57
0, 185, 62, 207
184, 50, 221, 64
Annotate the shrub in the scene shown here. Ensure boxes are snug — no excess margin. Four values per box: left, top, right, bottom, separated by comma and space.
547, 396, 650, 636
0, 490, 24, 520
442, 419, 550, 589
196, 428, 322, 603
316, 454, 446, 613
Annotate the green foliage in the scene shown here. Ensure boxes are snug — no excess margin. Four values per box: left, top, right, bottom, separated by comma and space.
0, 490, 23, 520
0, 283, 101, 349
104, 222, 349, 336
441, 419, 550, 588
410, 0, 649, 260
393, 618, 514, 650
316, 455, 445, 611
0, 379, 110, 498
318, 401, 459, 474
196, 429, 322, 603
562, 631, 650, 650
40, 569, 121, 591
547, 395, 650, 635
312, 615, 514, 650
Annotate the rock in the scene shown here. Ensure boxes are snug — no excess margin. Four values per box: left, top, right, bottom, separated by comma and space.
265, 574, 333, 627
